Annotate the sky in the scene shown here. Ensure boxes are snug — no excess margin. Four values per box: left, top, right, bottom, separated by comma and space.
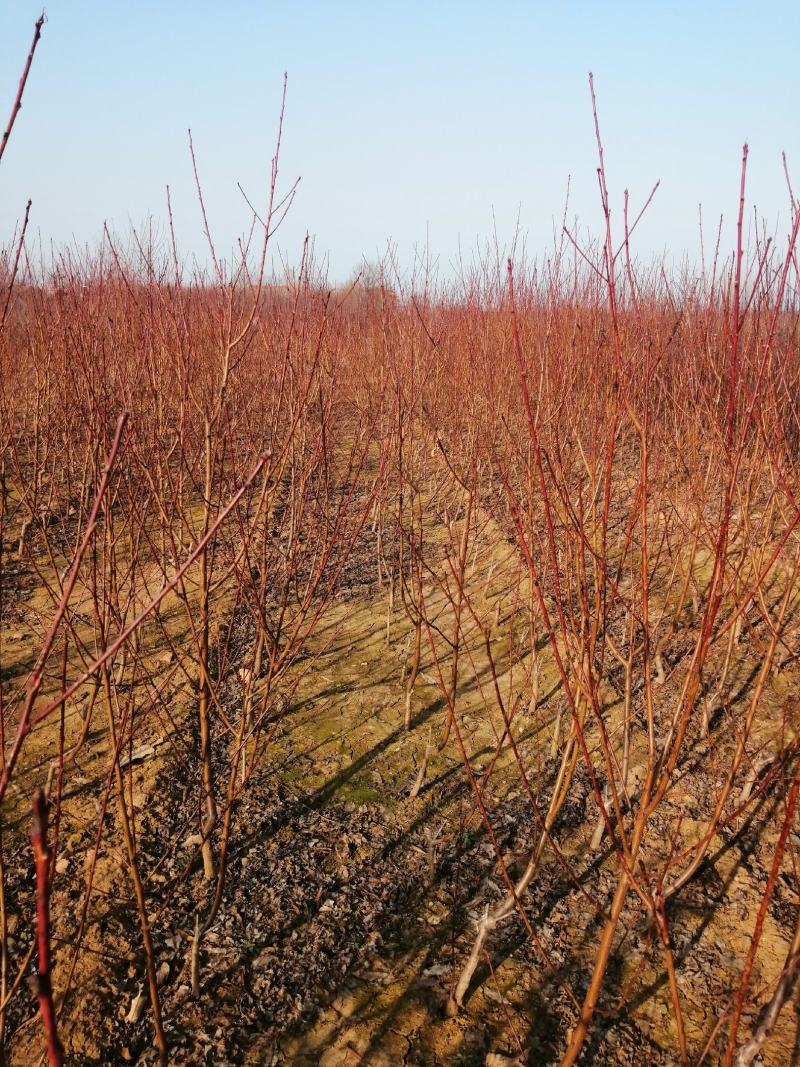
1, 2, 799, 283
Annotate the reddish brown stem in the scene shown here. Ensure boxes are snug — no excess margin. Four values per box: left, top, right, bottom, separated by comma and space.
31, 789, 64, 1067
0, 14, 45, 166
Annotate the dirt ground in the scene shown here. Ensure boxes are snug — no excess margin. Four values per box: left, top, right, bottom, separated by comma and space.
2, 508, 800, 1066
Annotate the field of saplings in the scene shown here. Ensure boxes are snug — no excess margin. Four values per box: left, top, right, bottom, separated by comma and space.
2, 18, 800, 1067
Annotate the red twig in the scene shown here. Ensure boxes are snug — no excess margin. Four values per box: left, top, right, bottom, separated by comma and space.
31, 789, 64, 1067
0, 199, 32, 333
724, 766, 800, 1064
0, 14, 45, 167
0, 412, 129, 805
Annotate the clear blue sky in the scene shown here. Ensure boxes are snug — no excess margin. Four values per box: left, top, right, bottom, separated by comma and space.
1, 2, 798, 282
